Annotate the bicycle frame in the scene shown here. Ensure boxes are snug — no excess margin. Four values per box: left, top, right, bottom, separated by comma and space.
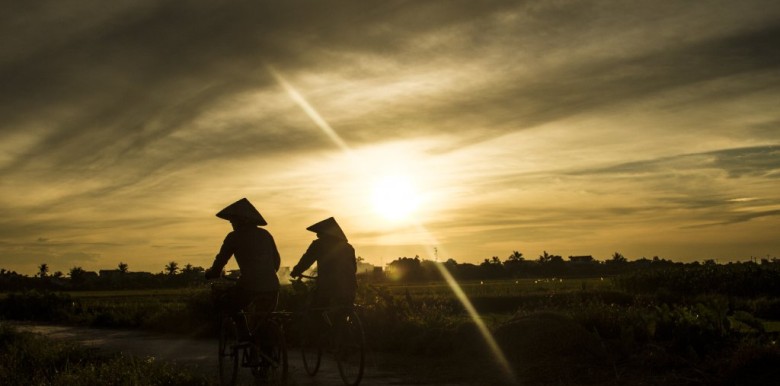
292, 275, 365, 386
212, 279, 289, 386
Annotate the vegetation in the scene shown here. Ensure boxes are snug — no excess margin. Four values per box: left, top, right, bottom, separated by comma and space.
2, 255, 780, 385
0, 261, 206, 292
0, 322, 212, 385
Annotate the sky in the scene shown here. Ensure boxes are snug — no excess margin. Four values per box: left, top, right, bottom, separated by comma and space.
1, 0, 779, 275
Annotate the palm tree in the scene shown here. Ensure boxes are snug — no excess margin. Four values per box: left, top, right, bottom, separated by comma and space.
609, 252, 627, 264
38, 263, 49, 278
118, 262, 129, 274
507, 250, 524, 262
165, 261, 179, 275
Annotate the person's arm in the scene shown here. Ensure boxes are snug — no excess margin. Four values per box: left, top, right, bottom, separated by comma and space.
206, 233, 235, 278
291, 240, 319, 277
350, 245, 357, 274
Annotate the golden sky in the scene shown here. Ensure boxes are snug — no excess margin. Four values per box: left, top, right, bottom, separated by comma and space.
1, 0, 779, 275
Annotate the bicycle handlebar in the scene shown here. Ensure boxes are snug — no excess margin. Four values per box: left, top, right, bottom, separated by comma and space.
289, 273, 317, 283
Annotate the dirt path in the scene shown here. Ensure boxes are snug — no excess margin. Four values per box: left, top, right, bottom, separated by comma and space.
14, 322, 453, 386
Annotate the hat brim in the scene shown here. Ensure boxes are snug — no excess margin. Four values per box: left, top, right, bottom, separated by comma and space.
216, 198, 267, 226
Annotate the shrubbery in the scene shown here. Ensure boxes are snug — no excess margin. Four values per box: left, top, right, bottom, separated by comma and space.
3, 267, 780, 385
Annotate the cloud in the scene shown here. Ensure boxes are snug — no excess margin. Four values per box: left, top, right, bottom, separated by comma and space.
570, 146, 780, 178
4, 1, 779, 170
1, 1, 780, 272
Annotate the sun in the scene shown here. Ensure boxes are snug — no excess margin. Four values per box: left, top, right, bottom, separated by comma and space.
371, 175, 421, 222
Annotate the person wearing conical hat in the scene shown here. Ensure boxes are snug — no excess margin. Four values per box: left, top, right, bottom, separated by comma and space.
206, 198, 281, 345
291, 217, 357, 307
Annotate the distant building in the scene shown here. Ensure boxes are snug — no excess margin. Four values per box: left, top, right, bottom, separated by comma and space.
356, 261, 376, 275
568, 255, 596, 263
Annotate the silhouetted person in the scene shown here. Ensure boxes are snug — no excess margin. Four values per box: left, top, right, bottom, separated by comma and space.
205, 198, 280, 349
291, 217, 357, 308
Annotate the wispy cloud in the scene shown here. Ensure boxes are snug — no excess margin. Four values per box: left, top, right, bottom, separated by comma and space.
1, 1, 779, 273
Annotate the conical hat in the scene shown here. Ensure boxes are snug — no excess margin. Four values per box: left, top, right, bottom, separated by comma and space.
306, 217, 347, 241
216, 198, 267, 225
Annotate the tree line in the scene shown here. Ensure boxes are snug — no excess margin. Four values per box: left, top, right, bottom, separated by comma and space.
384, 251, 780, 282
1, 251, 778, 291
0, 261, 206, 291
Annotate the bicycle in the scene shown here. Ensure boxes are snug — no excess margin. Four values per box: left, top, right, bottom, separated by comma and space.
211, 278, 289, 386
291, 274, 366, 386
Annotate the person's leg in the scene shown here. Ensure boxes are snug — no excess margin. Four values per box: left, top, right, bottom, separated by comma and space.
222, 286, 255, 342
311, 289, 331, 334
251, 291, 279, 363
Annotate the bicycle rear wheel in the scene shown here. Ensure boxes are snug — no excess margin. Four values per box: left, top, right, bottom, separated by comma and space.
335, 310, 365, 386
218, 317, 239, 386
299, 313, 323, 376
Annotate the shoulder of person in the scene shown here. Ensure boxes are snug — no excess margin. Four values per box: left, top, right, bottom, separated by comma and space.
253, 227, 273, 237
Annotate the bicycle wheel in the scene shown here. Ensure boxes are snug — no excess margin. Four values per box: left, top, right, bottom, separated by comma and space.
255, 320, 288, 385
334, 310, 365, 386
299, 313, 322, 376
218, 316, 239, 386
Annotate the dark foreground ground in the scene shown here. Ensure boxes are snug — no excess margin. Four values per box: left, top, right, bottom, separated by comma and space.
14, 322, 472, 386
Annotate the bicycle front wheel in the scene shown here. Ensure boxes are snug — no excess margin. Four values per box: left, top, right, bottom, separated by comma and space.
299, 313, 322, 376
334, 310, 365, 386
218, 317, 239, 386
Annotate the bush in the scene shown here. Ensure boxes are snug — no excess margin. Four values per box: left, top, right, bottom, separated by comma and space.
0, 290, 76, 322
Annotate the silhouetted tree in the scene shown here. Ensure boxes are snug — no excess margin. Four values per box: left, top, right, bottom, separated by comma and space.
37, 263, 49, 278
118, 262, 129, 273
538, 251, 563, 264
69, 266, 87, 285
481, 256, 503, 266
503, 250, 528, 277
480, 256, 508, 279
386, 256, 425, 282
607, 252, 627, 264
507, 251, 524, 262
165, 261, 179, 276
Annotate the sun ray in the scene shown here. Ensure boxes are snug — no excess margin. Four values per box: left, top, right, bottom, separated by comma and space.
265, 64, 352, 153
267, 63, 515, 382
413, 225, 517, 383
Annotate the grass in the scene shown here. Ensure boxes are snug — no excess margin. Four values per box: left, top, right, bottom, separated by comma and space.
65, 288, 195, 298
378, 277, 613, 297
0, 322, 213, 386
763, 320, 780, 333
4, 277, 780, 385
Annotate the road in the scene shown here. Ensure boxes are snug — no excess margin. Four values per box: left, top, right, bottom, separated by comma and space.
14, 323, 447, 386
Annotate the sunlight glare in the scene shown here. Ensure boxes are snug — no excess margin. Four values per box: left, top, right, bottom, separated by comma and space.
371, 175, 421, 221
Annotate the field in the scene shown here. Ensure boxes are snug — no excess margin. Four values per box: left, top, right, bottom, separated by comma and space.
2, 268, 780, 385
381, 277, 612, 296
